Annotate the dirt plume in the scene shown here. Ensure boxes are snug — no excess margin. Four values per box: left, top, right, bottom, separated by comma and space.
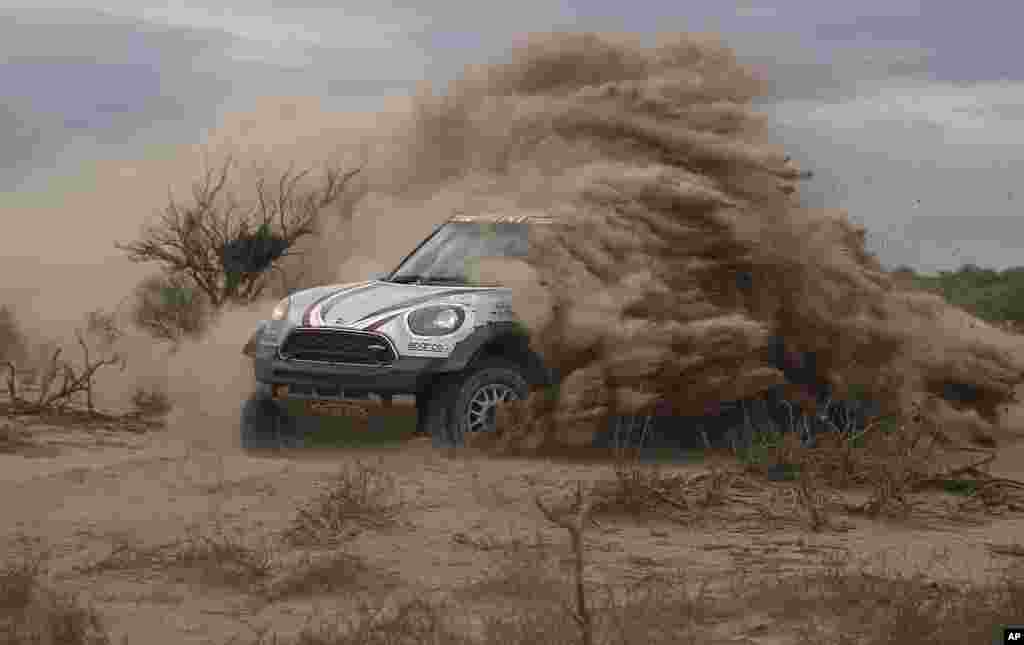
2, 31, 1023, 451
356, 31, 1024, 447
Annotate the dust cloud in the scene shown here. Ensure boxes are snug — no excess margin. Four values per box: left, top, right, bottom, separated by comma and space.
353, 31, 1024, 447
2, 31, 1023, 451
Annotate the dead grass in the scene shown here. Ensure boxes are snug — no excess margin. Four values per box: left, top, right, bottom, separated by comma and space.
752, 558, 1024, 645
171, 524, 276, 591
6, 485, 1024, 645
77, 523, 277, 592
0, 556, 111, 645
734, 414, 1024, 527
75, 525, 386, 604
459, 535, 566, 605
265, 551, 390, 602
238, 598, 476, 645
589, 454, 753, 525
282, 460, 403, 547
241, 576, 720, 645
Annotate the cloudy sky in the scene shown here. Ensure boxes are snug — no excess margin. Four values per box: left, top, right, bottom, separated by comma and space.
2, 1, 1022, 273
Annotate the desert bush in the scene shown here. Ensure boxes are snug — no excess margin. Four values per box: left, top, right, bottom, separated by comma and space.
0, 555, 111, 645
4, 309, 125, 414
129, 386, 173, 419
265, 551, 379, 602
172, 524, 274, 591
753, 557, 1024, 645
282, 460, 402, 547
129, 273, 212, 343
116, 155, 361, 308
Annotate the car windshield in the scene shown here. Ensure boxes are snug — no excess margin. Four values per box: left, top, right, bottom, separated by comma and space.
387, 221, 533, 286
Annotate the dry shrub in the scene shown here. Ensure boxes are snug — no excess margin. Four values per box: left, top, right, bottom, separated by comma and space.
258, 564, 714, 644
793, 467, 834, 532
246, 556, 1024, 645
590, 455, 749, 523
479, 577, 714, 645
266, 551, 381, 602
128, 273, 212, 344
171, 524, 274, 590
73, 536, 169, 576
283, 460, 402, 547
756, 559, 1024, 645
3, 309, 125, 415
129, 385, 173, 419
0, 556, 111, 645
590, 464, 691, 520
854, 425, 939, 518
116, 156, 362, 308
273, 598, 475, 645
751, 403, 945, 520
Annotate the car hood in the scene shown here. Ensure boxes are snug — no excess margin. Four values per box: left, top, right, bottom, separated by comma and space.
295, 280, 504, 330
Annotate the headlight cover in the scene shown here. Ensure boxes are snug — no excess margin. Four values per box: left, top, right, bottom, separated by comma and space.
270, 297, 291, 321
407, 305, 466, 336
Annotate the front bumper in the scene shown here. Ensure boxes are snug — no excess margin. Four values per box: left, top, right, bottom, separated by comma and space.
253, 353, 451, 399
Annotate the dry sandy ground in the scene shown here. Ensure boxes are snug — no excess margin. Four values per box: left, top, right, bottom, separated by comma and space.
3, 412, 1024, 644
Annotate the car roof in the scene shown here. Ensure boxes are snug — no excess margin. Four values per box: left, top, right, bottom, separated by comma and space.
448, 213, 555, 224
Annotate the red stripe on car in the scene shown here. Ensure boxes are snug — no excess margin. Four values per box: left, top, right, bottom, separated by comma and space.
363, 312, 403, 331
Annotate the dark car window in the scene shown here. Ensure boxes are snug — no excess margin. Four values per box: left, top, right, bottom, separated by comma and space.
387, 222, 532, 286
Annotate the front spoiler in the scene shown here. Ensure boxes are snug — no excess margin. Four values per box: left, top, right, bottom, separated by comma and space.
253, 353, 453, 397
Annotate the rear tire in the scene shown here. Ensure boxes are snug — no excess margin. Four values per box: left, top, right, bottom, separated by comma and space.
240, 390, 303, 451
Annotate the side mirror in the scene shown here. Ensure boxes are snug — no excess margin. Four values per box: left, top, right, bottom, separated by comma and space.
371, 271, 389, 281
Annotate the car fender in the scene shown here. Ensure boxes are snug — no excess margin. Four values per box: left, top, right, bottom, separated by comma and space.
437, 321, 555, 387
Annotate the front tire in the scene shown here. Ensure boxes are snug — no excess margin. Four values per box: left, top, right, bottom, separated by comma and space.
240, 390, 303, 451
441, 359, 530, 448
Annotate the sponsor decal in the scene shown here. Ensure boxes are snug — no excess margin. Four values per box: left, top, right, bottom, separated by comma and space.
408, 341, 447, 353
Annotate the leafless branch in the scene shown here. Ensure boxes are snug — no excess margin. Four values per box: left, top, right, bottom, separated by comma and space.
4, 314, 126, 415
535, 481, 595, 645
116, 155, 362, 309
4, 360, 16, 402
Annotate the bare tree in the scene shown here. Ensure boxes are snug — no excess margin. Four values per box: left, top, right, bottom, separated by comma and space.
116, 156, 362, 308
4, 310, 126, 415
535, 481, 596, 645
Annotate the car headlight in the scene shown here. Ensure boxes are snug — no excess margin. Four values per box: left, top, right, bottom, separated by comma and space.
270, 297, 291, 321
407, 305, 466, 336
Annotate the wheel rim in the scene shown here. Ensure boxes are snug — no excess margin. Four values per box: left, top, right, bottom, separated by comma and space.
465, 383, 519, 433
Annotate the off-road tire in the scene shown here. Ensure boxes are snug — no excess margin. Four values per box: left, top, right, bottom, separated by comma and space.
438, 359, 530, 448
417, 375, 460, 449
240, 390, 303, 451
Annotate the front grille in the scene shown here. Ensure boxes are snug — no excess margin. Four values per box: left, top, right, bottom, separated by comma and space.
279, 328, 396, 365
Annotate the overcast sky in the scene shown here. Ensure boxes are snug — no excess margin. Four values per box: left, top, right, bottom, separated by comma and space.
2, 1, 1022, 273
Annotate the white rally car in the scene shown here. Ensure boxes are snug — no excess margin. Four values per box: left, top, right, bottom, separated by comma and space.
241, 212, 559, 449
